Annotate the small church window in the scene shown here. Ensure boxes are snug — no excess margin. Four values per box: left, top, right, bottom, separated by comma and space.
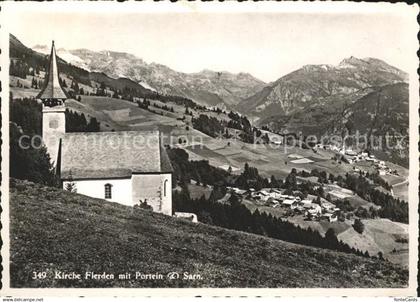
104, 183, 112, 199
164, 179, 168, 197
49, 119, 59, 129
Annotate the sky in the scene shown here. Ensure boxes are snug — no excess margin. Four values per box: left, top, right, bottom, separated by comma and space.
4, 3, 416, 83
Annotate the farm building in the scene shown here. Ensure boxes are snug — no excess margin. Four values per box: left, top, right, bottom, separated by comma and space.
321, 213, 338, 222
282, 199, 298, 209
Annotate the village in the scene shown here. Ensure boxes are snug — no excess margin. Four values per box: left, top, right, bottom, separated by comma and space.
217, 146, 404, 225
317, 143, 399, 176
227, 185, 341, 222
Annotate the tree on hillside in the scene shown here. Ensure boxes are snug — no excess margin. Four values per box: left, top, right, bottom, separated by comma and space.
10, 122, 58, 186
191, 114, 224, 138
60, 77, 67, 88
353, 218, 365, 234
284, 168, 298, 190
65, 110, 100, 133
270, 175, 281, 188
86, 117, 100, 132
10, 97, 42, 135
10, 60, 30, 79
31, 78, 39, 89
71, 80, 80, 94
227, 166, 233, 174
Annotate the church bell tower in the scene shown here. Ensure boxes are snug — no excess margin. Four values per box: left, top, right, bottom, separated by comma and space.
37, 41, 67, 171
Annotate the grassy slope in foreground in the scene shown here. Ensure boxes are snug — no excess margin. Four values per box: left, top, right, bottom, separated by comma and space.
10, 179, 408, 288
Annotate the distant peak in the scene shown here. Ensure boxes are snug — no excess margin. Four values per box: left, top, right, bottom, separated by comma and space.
33, 44, 48, 49
301, 64, 333, 72
362, 57, 388, 65
199, 69, 221, 75
339, 56, 367, 66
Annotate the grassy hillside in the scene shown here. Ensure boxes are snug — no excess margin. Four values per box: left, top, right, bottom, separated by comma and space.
10, 179, 407, 288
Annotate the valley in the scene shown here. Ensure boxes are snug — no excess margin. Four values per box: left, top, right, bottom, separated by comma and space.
9, 33, 411, 270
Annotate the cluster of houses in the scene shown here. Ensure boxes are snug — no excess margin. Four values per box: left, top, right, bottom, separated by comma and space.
374, 160, 399, 176
316, 144, 398, 177
227, 187, 340, 222
345, 151, 398, 176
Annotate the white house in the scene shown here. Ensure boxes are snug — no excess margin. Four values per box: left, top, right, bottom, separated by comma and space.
300, 199, 312, 205
345, 149, 357, 156
252, 191, 271, 201
174, 212, 198, 223
38, 41, 173, 215
321, 201, 336, 212
282, 199, 297, 209
265, 198, 280, 207
321, 213, 338, 222
379, 169, 387, 176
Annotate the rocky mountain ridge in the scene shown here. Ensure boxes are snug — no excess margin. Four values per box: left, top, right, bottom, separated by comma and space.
33, 45, 266, 108
239, 56, 408, 118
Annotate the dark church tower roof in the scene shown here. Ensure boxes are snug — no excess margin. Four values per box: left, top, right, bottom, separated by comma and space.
37, 41, 68, 100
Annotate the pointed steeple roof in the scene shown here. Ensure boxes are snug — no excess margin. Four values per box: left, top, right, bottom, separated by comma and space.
37, 41, 68, 100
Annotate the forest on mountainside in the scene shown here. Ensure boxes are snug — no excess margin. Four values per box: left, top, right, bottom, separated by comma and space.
9, 96, 101, 185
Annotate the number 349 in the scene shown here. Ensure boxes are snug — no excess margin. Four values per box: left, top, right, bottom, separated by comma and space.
32, 271, 47, 279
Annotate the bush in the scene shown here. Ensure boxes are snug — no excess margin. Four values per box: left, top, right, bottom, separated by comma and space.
138, 201, 153, 211
353, 218, 365, 234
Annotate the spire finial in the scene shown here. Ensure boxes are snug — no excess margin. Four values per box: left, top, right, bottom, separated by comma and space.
37, 40, 67, 100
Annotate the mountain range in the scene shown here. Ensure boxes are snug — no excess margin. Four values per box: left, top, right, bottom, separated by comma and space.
32, 44, 266, 108
239, 57, 408, 120
32, 43, 409, 126
12, 34, 410, 166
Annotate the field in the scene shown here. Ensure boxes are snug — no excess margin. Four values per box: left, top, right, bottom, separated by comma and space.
337, 219, 409, 267
10, 76, 40, 99
58, 95, 369, 180
241, 197, 408, 267
10, 88, 410, 269
392, 182, 409, 203
10, 84, 409, 187
187, 183, 212, 200
344, 195, 380, 210
10, 179, 408, 288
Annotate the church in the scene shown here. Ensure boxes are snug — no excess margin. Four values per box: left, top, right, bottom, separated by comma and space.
37, 41, 173, 215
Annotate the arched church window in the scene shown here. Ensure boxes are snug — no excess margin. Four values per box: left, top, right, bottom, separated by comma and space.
164, 179, 168, 197
104, 183, 112, 199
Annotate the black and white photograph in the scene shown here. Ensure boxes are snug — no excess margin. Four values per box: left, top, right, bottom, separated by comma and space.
0, 1, 418, 297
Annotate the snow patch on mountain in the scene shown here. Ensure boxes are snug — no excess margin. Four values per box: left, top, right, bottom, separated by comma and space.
139, 81, 157, 92
33, 44, 91, 71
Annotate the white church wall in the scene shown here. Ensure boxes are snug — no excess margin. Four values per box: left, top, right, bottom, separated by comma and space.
161, 173, 172, 216
132, 173, 172, 215
63, 178, 133, 207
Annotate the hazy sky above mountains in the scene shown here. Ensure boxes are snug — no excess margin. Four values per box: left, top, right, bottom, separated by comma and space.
6, 3, 416, 82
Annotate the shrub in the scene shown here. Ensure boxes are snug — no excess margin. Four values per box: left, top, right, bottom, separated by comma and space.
138, 201, 153, 211
353, 218, 365, 234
